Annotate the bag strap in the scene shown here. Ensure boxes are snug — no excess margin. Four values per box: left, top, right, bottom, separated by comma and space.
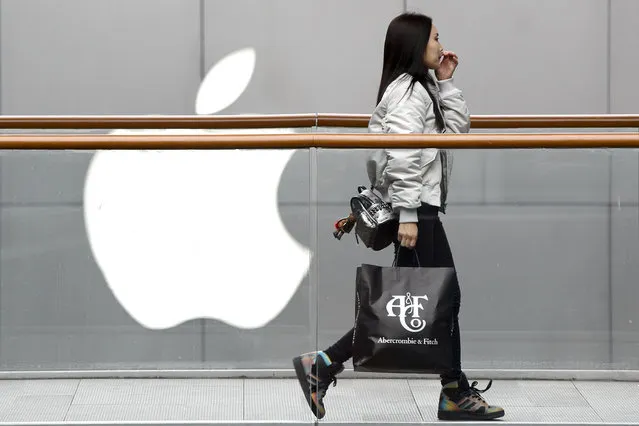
392, 246, 421, 268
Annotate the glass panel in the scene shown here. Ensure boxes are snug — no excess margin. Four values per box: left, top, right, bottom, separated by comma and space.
0, 141, 317, 373
316, 146, 639, 371
0, 127, 637, 425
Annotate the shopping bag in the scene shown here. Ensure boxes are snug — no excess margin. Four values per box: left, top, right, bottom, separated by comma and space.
352, 260, 457, 374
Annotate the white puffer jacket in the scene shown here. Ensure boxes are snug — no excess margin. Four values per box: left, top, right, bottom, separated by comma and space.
366, 73, 470, 223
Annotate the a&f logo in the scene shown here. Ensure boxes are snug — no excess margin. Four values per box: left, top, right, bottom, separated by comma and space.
386, 292, 429, 333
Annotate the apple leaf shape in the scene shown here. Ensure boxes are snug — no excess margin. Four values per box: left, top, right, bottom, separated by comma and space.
196, 47, 256, 115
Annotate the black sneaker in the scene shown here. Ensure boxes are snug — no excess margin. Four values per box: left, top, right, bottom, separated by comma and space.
292, 351, 344, 419
437, 373, 505, 421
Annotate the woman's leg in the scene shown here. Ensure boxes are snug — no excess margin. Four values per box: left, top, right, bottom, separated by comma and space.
432, 219, 462, 385
427, 207, 504, 420
323, 328, 354, 365
396, 205, 504, 420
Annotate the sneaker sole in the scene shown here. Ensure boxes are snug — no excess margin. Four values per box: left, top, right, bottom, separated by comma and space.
437, 409, 505, 421
292, 356, 324, 419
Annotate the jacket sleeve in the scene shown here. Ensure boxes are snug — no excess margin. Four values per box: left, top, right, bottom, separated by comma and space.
437, 77, 470, 134
382, 81, 435, 223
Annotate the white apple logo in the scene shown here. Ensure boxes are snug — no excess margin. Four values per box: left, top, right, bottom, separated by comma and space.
83, 48, 311, 330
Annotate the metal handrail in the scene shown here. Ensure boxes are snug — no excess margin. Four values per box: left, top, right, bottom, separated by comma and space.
1, 132, 638, 150
0, 114, 638, 129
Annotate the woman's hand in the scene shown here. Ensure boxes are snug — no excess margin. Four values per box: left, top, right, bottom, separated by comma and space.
398, 223, 418, 248
435, 50, 459, 80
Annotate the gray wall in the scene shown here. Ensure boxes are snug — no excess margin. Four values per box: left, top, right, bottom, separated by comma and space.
0, 0, 637, 371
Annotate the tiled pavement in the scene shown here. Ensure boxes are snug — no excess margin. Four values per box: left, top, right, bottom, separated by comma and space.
0, 378, 638, 425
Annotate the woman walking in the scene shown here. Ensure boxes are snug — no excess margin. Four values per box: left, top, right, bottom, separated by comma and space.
293, 12, 505, 421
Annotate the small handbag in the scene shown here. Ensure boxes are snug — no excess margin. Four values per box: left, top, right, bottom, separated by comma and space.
333, 186, 398, 251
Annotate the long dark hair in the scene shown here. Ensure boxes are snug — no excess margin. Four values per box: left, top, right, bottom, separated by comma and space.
376, 12, 445, 132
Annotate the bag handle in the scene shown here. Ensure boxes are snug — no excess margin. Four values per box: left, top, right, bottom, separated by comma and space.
392, 246, 421, 268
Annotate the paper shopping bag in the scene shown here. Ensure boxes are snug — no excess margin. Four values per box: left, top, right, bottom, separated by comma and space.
352, 263, 457, 374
